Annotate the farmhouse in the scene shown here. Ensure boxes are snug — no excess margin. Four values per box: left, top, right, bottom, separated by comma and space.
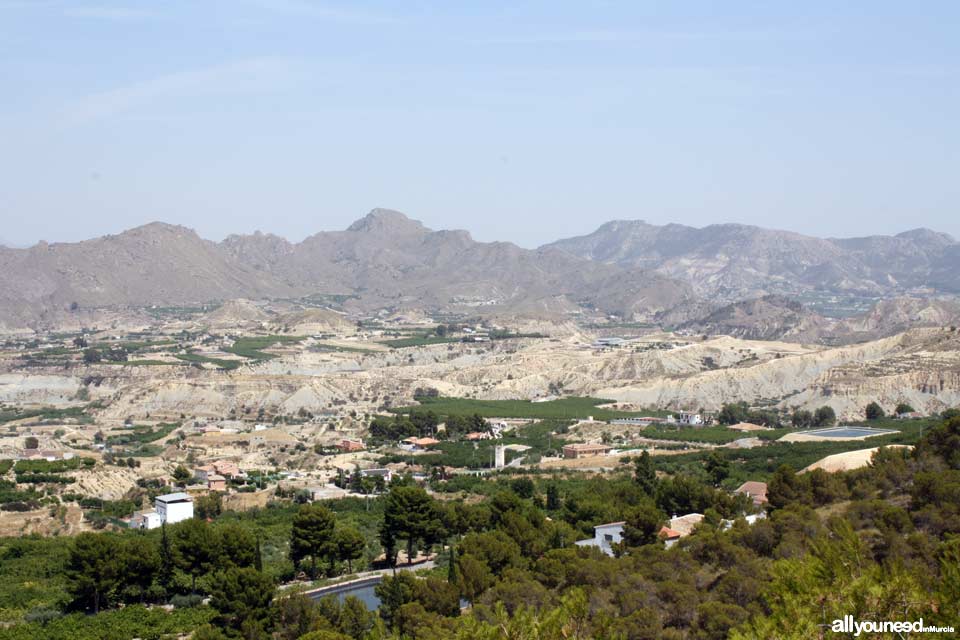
155, 492, 194, 525
735, 481, 769, 506
360, 468, 393, 483
401, 437, 441, 451
610, 417, 667, 426
128, 511, 162, 530
562, 443, 612, 459
575, 521, 625, 556
207, 474, 227, 492
675, 411, 704, 426
338, 439, 365, 452
129, 492, 194, 530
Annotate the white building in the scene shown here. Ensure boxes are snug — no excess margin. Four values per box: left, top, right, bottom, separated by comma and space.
575, 521, 625, 556
155, 492, 194, 525
593, 337, 625, 348
128, 511, 162, 530
360, 468, 393, 483
676, 411, 704, 426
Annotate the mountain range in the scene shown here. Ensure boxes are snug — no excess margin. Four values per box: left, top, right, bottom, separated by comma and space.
2, 209, 959, 336
544, 220, 960, 298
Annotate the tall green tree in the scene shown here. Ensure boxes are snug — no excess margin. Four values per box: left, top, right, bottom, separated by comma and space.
290, 503, 336, 578
545, 484, 561, 510
865, 401, 885, 420
622, 500, 664, 548
208, 567, 276, 638
334, 526, 366, 574
159, 523, 175, 590
219, 523, 257, 569
172, 518, 221, 593
634, 451, 658, 495
705, 451, 731, 487
65, 532, 124, 613
380, 486, 438, 565
814, 406, 836, 427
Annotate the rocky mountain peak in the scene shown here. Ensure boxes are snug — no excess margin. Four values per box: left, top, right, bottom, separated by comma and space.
896, 228, 956, 245
346, 208, 429, 235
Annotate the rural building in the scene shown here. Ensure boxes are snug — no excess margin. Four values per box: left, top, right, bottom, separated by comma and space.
18, 450, 75, 462
128, 511, 162, 530
155, 492, 194, 525
360, 468, 393, 483
659, 526, 683, 548
338, 439, 365, 452
667, 513, 704, 536
676, 412, 704, 426
196, 461, 242, 481
575, 521, 625, 556
464, 431, 490, 441
212, 460, 241, 479
593, 337, 625, 348
207, 474, 227, 492
610, 416, 666, 426
193, 464, 216, 483
735, 481, 769, 506
562, 443, 612, 459
401, 437, 441, 451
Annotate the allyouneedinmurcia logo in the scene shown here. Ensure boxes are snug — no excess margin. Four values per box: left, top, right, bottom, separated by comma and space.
831, 616, 955, 636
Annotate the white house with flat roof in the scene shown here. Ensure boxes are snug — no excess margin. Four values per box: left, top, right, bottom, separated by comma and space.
155, 492, 194, 525
575, 521, 625, 556
129, 511, 163, 530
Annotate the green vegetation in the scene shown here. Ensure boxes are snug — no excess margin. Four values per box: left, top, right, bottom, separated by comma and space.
106, 423, 180, 446
393, 396, 657, 421
14, 458, 94, 475
225, 335, 305, 361
651, 417, 935, 488
383, 328, 545, 349
114, 359, 180, 366
174, 352, 241, 370
0, 406, 88, 425
0, 415, 957, 640
382, 335, 461, 348
0, 605, 215, 640
644, 424, 791, 444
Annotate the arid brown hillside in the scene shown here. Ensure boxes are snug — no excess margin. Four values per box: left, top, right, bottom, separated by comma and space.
544, 219, 960, 299
0, 210, 692, 330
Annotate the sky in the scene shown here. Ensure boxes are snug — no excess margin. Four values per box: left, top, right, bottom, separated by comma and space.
0, 1, 958, 248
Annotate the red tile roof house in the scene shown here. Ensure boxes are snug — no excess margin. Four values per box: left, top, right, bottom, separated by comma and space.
561, 443, 612, 459
207, 474, 227, 492
735, 481, 769, 506
402, 437, 441, 451
337, 439, 365, 452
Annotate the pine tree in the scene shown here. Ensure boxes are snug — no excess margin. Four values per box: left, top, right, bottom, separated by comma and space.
159, 523, 175, 590
447, 545, 458, 584
634, 450, 658, 495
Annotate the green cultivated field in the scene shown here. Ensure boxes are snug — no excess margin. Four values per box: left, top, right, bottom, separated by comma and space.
225, 335, 305, 360
174, 352, 241, 370
382, 335, 461, 348
644, 424, 791, 444
651, 417, 936, 487
394, 395, 665, 420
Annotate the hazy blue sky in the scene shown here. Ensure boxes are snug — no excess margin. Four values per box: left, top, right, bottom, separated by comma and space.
1, 1, 957, 248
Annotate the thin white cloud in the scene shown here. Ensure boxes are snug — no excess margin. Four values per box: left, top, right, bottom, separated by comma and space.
64, 6, 161, 20
243, 0, 399, 24
473, 28, 816, 46
60, 57, 305, 125
0, 1, 160, 19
